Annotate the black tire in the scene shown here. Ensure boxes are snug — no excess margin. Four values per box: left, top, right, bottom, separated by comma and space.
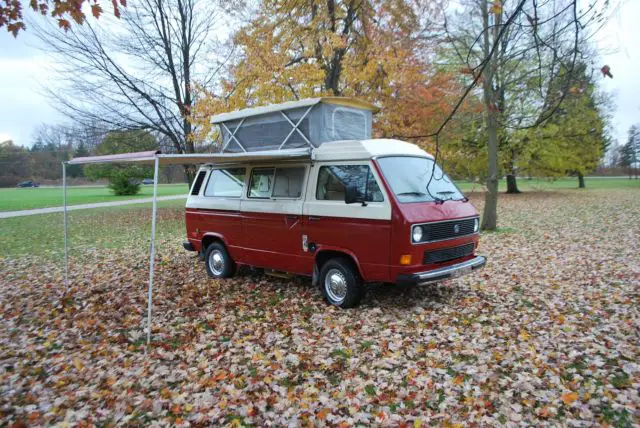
204, 242, 235, 279
319, 258, 364, 308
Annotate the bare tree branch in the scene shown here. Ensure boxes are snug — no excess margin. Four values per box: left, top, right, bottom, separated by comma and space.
33, 0, 231, 182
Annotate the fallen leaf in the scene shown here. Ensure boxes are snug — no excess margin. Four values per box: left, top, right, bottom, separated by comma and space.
561, 392, 578, 405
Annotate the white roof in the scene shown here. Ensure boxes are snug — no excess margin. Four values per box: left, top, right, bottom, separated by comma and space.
312, 139, 433, 161
210, 97, 378, 124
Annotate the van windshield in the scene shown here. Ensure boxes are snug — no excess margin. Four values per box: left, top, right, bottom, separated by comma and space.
377, 156, 465, 203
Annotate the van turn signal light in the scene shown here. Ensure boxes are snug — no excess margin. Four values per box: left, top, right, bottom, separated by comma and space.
400, 255, 412, 265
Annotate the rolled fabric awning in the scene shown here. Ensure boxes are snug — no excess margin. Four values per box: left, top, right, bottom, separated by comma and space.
66, 148, 313, 165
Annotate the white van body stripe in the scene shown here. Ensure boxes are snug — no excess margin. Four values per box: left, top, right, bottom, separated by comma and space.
303, 200, 391, 220
185, 139, 429, 220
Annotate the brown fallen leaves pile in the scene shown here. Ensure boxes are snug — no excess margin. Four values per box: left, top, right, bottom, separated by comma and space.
1, 189, 638, 426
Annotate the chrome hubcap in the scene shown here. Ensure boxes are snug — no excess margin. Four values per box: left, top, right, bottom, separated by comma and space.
325, 269, 347, 303
208, 250, 224, 276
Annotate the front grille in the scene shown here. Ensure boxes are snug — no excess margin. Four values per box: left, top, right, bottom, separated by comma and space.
424, 243, 474, 264
420, 217, 477, 242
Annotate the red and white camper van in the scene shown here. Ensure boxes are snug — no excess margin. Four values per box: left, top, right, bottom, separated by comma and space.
183, 97, 485, 307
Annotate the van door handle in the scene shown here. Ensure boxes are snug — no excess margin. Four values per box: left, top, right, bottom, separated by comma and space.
308, 216, 322, 221
286, 215, 299, 220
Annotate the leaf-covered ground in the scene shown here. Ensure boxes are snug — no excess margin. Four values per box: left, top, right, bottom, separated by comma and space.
1, 189, 638, 426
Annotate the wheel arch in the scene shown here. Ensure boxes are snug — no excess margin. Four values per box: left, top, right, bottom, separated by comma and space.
313, 247, 364, 286
201, 233, 228, 252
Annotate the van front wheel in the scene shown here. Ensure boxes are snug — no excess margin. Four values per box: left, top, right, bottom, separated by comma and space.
320, 258, 363, 308
205, 242, 235, 279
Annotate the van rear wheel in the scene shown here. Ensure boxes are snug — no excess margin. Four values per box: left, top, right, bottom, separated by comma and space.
320, 258, 363, 308
205, 242, 235, 279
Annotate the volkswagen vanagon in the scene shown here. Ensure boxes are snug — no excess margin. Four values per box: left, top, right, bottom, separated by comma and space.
183, 98, 485, 307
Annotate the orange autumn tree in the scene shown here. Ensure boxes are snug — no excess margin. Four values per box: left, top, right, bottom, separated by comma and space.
0, 0, 125, 35
191, 0, 473, 152
377, 69, 483, 161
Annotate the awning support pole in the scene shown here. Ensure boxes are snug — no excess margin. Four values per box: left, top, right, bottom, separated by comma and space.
146, 156, 160, 347
62, 162, 69, 291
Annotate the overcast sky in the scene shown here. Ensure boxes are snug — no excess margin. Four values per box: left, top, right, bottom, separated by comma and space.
0, 1, 638, 148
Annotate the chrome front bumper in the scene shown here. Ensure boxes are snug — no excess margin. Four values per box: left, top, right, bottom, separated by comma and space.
396, 255, 486, 286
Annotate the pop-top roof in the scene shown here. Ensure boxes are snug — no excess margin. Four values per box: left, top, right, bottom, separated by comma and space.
210, 97, 379, 124
212, 97, 378, 153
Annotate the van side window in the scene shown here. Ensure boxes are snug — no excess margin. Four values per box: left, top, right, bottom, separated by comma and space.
204, 168, 245, 198
272, 167, 305, 198
316, 165, 384, 202
249, 167, 275, 198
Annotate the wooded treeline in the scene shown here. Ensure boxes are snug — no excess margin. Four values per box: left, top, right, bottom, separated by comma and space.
0, 126, 186, 187
3, 0, 625, 228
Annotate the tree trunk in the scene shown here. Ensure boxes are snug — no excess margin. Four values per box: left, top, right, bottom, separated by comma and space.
480, 0, 499, 231
482, 120, 499, 230
184, 165, 197, 186
505, 174, 521, 193
578, 172, 585, 188
505, 148, 521, 194
183, 136, 196, 186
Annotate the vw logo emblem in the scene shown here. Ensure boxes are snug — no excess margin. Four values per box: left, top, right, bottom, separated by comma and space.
453, 224, 460, 233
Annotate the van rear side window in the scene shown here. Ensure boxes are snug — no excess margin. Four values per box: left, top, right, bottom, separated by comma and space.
249, 168, 275, 198
249, 167, 305, 199
204, 168, 246, 198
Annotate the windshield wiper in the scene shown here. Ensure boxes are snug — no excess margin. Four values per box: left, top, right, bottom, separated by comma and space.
397, 191, 427, 196
436, 190, 468, 203
398, 190, 446, 204
432, 195, 445, 204
423, 188, 445, 204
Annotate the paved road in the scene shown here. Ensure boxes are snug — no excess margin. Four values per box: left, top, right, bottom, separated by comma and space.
0, 195, 187, 219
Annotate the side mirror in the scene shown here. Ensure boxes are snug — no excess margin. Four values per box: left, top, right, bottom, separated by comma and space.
344, 184, 358, 204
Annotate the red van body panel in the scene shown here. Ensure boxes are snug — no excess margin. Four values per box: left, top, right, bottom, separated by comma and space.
386, 201, 480, 280
186, 203, 480, 284
240, 210, 310, 274
185, 208, 245, 259
303, 216, 391, 281
186, 208, 312, 275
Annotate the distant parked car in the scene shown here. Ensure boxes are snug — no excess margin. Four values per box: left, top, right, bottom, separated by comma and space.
16, 181, 40, 188
142, 178, 155, 185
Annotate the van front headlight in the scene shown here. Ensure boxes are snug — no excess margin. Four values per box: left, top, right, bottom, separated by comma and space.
412, 226, 423, 243
474, 218, 479, 232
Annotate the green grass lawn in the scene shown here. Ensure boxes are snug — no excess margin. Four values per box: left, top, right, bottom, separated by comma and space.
3, 178, 636, 213
0, 199, 186, 259
455, 177, 640, 192
1, 179, 637, 260
0, 184, 189, 212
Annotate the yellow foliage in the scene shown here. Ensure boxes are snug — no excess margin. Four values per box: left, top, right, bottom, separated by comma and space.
190, 0, 477, 149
